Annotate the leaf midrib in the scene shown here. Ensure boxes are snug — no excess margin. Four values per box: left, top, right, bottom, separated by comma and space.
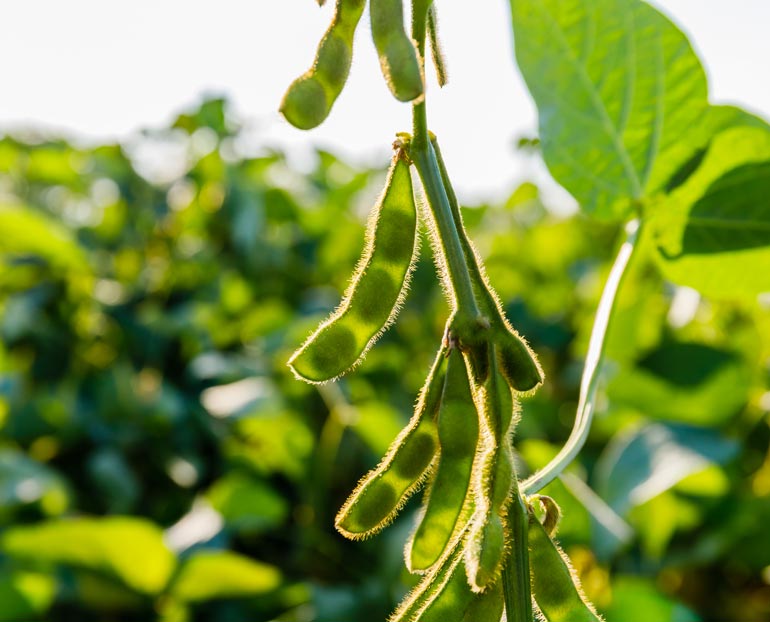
533, 1, 644, 199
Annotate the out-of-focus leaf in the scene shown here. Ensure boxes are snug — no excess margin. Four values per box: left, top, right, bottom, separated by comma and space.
86, 449, 140, 514
0, 205, 89, 275
655, 126, 770, 298
170, 551, 281, 603
72, 571, 148, 612
0, 448, 70, 519
206, 472, 288, 533
0, 568, 56, 621
225, 412, 314, 480
0, 517, 176, 595
25, 147, 87, 186
511, 0, 708, 218
628, 490, 701, 559
348, 402, 404, 457
593, 423, 739, 515
607, 341, 751, 425
603, 576, 701, 621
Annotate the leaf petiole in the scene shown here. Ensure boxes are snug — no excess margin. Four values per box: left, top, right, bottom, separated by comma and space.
522, 218, 642, 495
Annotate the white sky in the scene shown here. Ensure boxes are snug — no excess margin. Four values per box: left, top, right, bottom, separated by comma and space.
2, 1, 769, 206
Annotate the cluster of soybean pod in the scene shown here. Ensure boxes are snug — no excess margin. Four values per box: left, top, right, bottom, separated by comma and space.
282, 1, 604, 621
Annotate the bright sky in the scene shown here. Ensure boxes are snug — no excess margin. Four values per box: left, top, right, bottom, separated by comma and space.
2, 1, 769, 206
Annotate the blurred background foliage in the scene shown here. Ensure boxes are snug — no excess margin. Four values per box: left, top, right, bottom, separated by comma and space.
0, 98, 769, 621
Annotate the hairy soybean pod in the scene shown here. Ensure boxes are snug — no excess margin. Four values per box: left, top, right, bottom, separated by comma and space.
466, 443, 514, 592
529, 513, 604, 622
370, 0, 424, 102
392, 536, 465, 622
496, 327, 543, 393
289, 154, 418, 383
427, 4, 448, 87
466, 364, 517, 591
335, 345, 446, 539
429, 135, 544, 393
407, 349, 479, 572
414, 560, 504, 622
392, 537, 503, 622
280, 0, 365, 129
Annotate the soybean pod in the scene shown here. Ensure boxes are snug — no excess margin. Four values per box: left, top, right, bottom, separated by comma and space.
418, 560, 503, 622
392, 532, 503, 622
427, 4, 448, 87
280, 0, 365, 129
289, 151, 418, 383
466, 353, 518, 592
430, 135, 544, 392
370, 0, 424, 102
392, 534, 465, 622
335, 344, 446, 539
407, 348, 478, 573
529, 510, 604, 622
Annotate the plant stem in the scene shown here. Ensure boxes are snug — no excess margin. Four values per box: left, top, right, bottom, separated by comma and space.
522, 218, 642, 495
503, 488, 533, 622
410, 1, 482, 333
430, 137, 510, 318
410, 5, 531, 618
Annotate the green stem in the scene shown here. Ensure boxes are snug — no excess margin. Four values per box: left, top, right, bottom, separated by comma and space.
522, 218, 642, 495
410, 1, 482, 333
503, 489, 533, 622
430, 137, 505, 317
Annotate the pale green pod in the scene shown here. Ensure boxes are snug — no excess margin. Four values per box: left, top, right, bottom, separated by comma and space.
407, 349, 478, 572
335, 344, 446, 539
529, 513, 604, 622
289, 154, 418, 383
280, 0, 365, 129
370, 0, 424, 102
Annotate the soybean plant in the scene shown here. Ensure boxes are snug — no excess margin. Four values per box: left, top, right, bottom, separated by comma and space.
281, 1, 597, 621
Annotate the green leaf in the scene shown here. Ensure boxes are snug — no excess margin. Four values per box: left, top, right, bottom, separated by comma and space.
0, 448, 70, 518
206, 472, 289, 533
0, 568, 56, 621
593, 423, 738, 515
348, 402, 405, 457
607, 341, 751, 426
511, 0, 708, 217
662, 105, 770, 193
654, 127, 770, 298
0, 205, 90, 274
170, 551, 281, 603
604, 576, 701, 622
0, 517, 176, 595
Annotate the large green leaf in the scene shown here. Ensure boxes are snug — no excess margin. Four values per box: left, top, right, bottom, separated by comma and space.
655, 126, 770, 297
0, 517, 176, 595
170, 551, 281, 603
511, 0, 708, 217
